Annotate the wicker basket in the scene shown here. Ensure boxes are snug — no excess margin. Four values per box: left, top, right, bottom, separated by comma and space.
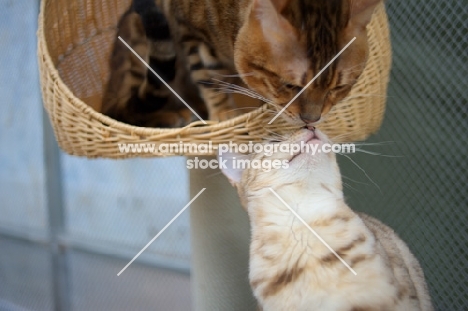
37, 0, 391, 158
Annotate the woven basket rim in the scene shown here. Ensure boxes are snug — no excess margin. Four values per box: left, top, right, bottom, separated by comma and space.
38, 0, 390, 158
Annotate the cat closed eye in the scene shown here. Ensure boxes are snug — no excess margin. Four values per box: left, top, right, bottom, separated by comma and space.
284, 83, 301, 91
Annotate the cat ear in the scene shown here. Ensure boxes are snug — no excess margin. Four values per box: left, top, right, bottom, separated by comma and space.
217, 150, 245, 186
349, 0, 380, 29
251, 0, 295, 41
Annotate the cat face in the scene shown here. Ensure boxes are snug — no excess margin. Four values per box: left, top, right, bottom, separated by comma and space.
234, 0, 380, 125
219, 128, 342, 206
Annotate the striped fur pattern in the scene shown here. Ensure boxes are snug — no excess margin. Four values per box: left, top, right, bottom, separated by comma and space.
103, 0, 382, 127
102, 0, 207, 127
220, 129, 434, 311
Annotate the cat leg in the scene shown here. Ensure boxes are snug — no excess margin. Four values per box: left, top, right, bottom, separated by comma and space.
103, 4, 204, 128
102, 9, 150, 122
183, 41, 239, 121
136, 3, 205, 127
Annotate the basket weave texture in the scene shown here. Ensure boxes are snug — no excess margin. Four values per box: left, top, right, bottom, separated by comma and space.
38, 0, 391, 158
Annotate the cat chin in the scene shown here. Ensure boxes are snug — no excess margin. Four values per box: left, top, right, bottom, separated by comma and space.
288, 128, 331, 160
287, 152, 326, 174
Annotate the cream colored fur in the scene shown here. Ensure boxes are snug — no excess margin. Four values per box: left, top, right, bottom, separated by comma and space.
220, 129, 433, 311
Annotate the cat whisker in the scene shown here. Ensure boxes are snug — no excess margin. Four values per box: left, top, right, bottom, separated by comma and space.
339, 68, 366, 76
348, 93, 397, 100
328, 128, 392, 143
354, 148, 403, 158
265, 130, 290, 140
342, 175, 371, 187
211, 80, 273, 104
339, 94, 388, 102
342, 182, 360, 193
212, 72, 255, 78
352, 141, 397, 146
261, 129, 291, 141
197, 80, 219, 86
261, 108, 282, 114
339, 140, 400, 158
223, 85, 271, 103
339, 154, 382, 193
329, 130, 370, 143
341, 62, 368, 72
224, 106, 267, 112
265, 102, 282, 110
289, 212, 300, 242
214, 88, 273, 104
228, 88, 269, 102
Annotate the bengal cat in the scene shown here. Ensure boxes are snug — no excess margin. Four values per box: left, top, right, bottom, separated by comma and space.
103, 0, 382, 127
219, 128, 434, 311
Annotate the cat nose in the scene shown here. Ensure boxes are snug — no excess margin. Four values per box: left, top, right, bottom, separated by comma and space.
300, 113, 321, 124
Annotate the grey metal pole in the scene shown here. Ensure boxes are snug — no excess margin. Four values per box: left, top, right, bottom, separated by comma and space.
189, 156, 257, 311
43, 109, 71, 311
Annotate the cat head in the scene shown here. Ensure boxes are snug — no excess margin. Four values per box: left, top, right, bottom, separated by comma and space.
219, 128, 343, 208
234, 0, 380, 125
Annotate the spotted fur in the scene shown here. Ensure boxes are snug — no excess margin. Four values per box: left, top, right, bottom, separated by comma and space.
220, 129, 433, 310
103, 0, 382, 127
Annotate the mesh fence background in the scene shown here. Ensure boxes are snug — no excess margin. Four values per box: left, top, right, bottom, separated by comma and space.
339, 1, 467, 310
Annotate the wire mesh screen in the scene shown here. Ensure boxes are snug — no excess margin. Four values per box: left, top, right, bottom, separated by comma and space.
339, 1, 467, 310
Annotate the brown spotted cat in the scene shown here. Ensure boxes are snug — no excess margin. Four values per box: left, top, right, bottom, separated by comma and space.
219, 128, 434, 310
103, 0, 382, 127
